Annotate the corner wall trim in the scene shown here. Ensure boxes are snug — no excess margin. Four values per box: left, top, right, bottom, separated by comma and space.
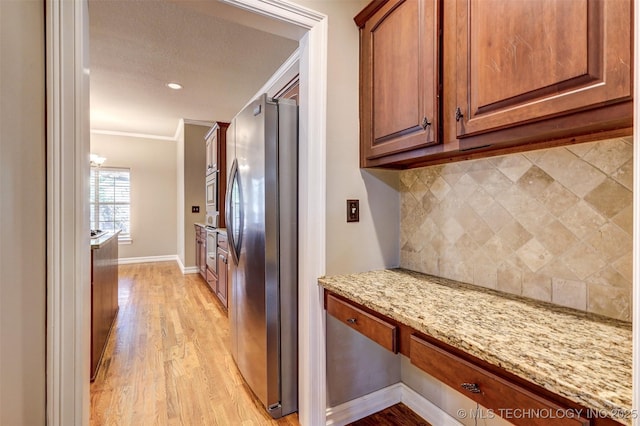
325, 383, 461, 426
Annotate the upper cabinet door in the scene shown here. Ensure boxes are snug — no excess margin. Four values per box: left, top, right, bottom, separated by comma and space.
455, 0, 632, 139
358, 0, 440, 166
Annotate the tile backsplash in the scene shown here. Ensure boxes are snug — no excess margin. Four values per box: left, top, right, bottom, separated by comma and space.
400, 137, 633, 321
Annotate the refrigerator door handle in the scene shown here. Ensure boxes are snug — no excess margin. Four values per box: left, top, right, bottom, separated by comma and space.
226, 158, 242, 265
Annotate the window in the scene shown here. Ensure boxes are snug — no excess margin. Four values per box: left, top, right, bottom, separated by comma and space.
90, 167, 131, 240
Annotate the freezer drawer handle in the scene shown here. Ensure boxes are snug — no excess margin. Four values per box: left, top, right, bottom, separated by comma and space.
461, 382, 481, 393
346, 318, 357, 324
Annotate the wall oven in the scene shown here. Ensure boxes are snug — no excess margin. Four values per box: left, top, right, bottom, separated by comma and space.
205, 172, 218, 227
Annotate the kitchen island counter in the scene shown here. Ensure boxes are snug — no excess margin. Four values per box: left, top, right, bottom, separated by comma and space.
319, 268, 632, 425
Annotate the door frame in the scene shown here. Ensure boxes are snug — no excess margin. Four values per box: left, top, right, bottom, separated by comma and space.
45, 0, 328, 425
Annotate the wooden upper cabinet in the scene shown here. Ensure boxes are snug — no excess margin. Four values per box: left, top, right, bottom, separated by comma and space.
356, 0, 440, 167
455, 0, 632, 148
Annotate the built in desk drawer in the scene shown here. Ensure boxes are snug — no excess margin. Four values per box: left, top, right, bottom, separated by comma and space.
409, 334, 590, 426
326, 293, 397, 353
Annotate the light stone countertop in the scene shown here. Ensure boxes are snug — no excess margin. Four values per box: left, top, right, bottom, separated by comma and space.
90, 230, 120, 249
318, 268, 632, 425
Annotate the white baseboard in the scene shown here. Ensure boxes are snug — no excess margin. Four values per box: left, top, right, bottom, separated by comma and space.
401, 384, 462, 426
175, 256, 199, 275
325, 383, 461, 426
325, 383, 402, 426
118, 255, 178, 265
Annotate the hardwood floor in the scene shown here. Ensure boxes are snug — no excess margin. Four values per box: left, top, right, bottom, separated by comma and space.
347, 403, 431, 426
90, 262, 299, 426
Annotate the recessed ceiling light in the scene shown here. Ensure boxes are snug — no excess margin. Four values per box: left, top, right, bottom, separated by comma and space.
167, 82, 182, 90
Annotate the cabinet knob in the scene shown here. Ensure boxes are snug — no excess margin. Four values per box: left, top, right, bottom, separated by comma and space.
461, 382, 481, 393
346, 318, 357, 324
455, 107, 464, 122
421, 116, 431, 129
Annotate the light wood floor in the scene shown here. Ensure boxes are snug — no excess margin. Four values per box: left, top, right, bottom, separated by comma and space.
90, 262, 299, 426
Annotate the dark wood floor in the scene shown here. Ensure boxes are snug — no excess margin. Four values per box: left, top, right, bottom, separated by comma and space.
348, 403, 431, 426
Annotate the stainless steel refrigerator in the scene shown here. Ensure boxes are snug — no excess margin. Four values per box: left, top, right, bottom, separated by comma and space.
225, 94, 298, 418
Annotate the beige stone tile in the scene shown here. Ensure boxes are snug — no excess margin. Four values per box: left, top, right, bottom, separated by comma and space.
587, 266, 632, 289
612, 252, 633, 283
441, 161, 471, 175
420, 191, 439, 215
408, 177, 429, 203
416, 166, 441, 188
497, 264, 522, 295
534, 148, 579, 183
494, 154, 532, 182
566, 141, 598, 158
454, 233, 480, 260
585, 223, 631, 262
516, 238, 553, 272
442, 218, 465, 244
558, 157, 607, 198
480, 169, 513, 197
559, 200, 607, 239
516, 210, 555, 238
538, 258, 580, 281
495, 186, 532, 217
582, 137, 632, 175
472, 253, 497, 289
535, 220, 578, 256
456, 203, 494, 246
482, 234, 515, 265
516, 165, 554, 198
611, 205, 633, 234
441, 172, 465, 187
399, 169, 418, 189
419, 244, 440, 276
587, 283, 631, 321
496, 220, 533, 251
561, 243, 607, 280
612, 158, 633, 191
535, 181, 580, 218
584, 178, 632, 218
467, 187, 495, 217
522, 272, 552, 302
452, 173, 479, 199
467, 158, 494, 172
481, 201, 513, 233
522, 148, 548, 164
430, 176, 452, 201
439, 259, 473, 284
551, 278, 587, 311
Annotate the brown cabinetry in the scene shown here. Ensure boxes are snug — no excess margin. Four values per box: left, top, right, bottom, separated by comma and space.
195, 224, 206, 280
91, 232, 119, 380
356, 0, 439, 167
410, 334, 590, 426
204, 121, 229, 228
323, 289, 623, 426
355, 0, 633, 169
215, 232, 228, 309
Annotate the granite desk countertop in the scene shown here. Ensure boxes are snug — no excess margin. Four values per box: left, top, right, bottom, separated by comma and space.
90, 230, 120, 249
318, 268, 633, 425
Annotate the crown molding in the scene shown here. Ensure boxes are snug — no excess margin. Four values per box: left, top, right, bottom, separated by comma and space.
90, 129, 176, 141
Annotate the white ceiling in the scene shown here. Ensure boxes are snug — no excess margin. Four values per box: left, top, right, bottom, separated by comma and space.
88, 0, 301, 138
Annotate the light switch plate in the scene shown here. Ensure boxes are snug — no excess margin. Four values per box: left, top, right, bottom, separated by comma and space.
347, 199, 359, 223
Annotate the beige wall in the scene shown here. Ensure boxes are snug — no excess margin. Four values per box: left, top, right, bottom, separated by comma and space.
176, 122, 208, 269
400, 137, 633, 322
292, 0, 402, 407
91, 133, 178, 259
0, 0, 46, 423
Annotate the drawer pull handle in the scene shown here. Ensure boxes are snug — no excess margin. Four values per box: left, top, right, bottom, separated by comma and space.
461, 383, 481, 393
346, 318, 357, 324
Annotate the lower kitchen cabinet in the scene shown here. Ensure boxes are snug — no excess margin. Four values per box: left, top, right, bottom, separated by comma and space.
195, 224, 206, 280
216, 232, 228, 309
323, 290, 624, 426
91, 232, 119, 381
